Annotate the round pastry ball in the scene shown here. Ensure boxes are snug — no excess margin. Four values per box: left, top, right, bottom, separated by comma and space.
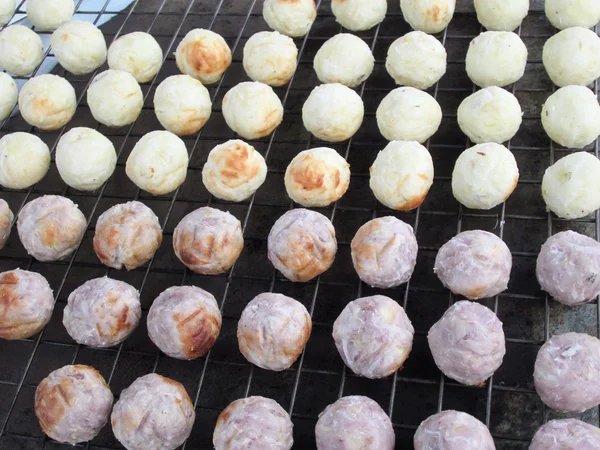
175, 28, 231, 85
414, 410, 495, 450
173, 206, 243, 275
17, 195, 87, 262
315, 396, 395, 450
51, 20, 107, 75
452, 143, 519, 210
466, 31, 528, 88
351, 217, 418, 289
474, 0, 529, 31
93, 201, 162, 271
35, 365, 113, 445
0, 132, 50, 189
302, 83, 364, 142
331, 0, 387, 31
530, 419, 600, 450
243, 31, 298, 87
434, 230, 512, 300
263, 0, 316, 38
268, 208, 337, 282
111, 373, 195, 450
369, 140, 434, 211
385, 31, 447, 90
534, 332, 600, 412
214, 396, 293, 450
202, 139, 267, 202
222, 81, 283, 140
0, 25, 44, 76
284, 147, 350, 207
0, 269, 53, 340
428, 300, 506, 386
314, 33, 374, 88
545, 0, 600, 30
56, 127, 117, 191
376, 87, 442, 142
0, 0, 15, 26
0, 72, 17, 121
400, 0, 456, 34
147, 285, 222, 360
154, 74, 212, 136
63, 277, 141, 348
87, 69, 143, 128
19, 74, 76, 130
125, 130, 189, 196
536, 231, 600, 306
0, 199, 13, 250
238, 292, 311, 371
542, 152, 600, 219
108, 32, 163, 83
27, 0, 74, 32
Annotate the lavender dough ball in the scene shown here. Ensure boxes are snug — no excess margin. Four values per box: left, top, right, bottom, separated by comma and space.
63, 277, 141, 348
315, 396, 395, 450
530, 419, 600, 450
434, 230, 512, 300
0, 199, 13, 250
111, 373, 195, 450
17, 195, 87, 261
414, 410, 495, 450
428, 300, 506, 386
213, 396, 293, 450
147, 285, 222, 360
534, 332, 600, 413
35, 365, 113, 445
351, 216, 418, 289
536, 230, 600, 306
333, 295, 414, 379
238, 292, 311, 371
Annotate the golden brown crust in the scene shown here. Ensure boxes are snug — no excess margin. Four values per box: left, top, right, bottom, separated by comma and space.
219, 142, 261, 189
0, 272, 42, 339
428, 4, 447, 24
177, 39, 231, 77
395, 188, 430, 211
277, 231, 335, 282
174, 307, 222, 359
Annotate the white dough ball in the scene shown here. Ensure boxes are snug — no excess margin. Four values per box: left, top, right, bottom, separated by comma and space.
0, 132, 50, 189
56, 127, 117, 191
0, 0, 15, 26
466, 31, 528, 88
108, 32, 163, 83
542, 152, 600, 219
0, 72, 17, 121
243, 31, 298, 87
543, 27, 600, 88
222, 81, 283, 140
175, 28, 232, 85
51, 21, 107, 75
457, 86, 523, 144
385, 31, 447, 90
400, 0, 456, 34
376, 86, 442, 143
263, 0, 317, 38
545, 0, 600, 30
314, 33, 374, 88
452, 143, 519, 210
370, 140, 434, 211
302, 83, 364, 142
154, 74, 212, 136
19, 74, 76, 130
0, 25, 44, 76
331, 0, 387, 31
126, 130, 188, 196
27, 0, 74, 32
542, 86, 600, 149
87, 69, 143, 128
474, 0, 529, 31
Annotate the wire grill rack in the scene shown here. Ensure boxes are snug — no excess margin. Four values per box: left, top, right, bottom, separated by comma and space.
0, 0, 599, 448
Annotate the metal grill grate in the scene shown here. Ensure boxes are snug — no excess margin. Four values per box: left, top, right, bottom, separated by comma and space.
0, 0, 599, 448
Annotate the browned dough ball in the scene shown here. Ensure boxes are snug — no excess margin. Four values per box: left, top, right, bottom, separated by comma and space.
267, 208, 337, 282
414, 410, 495, 450
35, 365, 113, 445
111, 373, 195, 450
530, 419, 600, 450
62, 277, 141, 348
93, 201, 162, 270
237, 292, 312, 371
213, 396, 294, 450
0, 199, 13, 249
17, 195, 86, 261
0, 269, 54, 340
147, 285, 222, 360
173, 206, 244, 275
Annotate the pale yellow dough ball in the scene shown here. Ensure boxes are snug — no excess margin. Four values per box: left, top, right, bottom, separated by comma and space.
51, 21, 107, 75
0, 72, 17, 121
0, 0, 15, 26
19, 74, 76, 130
108, 32, 163, 83
314, 33, 374, 88
0, 132, 50, 189
27, 0, 74, 32
474, 0, 529, 31
400, 0, 456, 34
87, 69, 143, 128
331, 0, 387, 31
0, 25, 44, 76
243, 31, 298, 87
545, 0, 600, 30
263, 0, 317, 38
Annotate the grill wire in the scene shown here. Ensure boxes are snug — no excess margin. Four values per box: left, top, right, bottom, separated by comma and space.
0, 0, 599, 448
